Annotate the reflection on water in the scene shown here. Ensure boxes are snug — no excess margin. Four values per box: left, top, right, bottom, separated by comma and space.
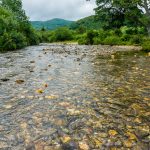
0, 44, 149, 150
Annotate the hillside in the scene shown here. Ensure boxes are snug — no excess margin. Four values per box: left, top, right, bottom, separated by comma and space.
70, 15, 102, 30
31, 18, 74, 30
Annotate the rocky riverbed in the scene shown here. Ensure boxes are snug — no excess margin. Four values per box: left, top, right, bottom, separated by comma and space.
0, 44, 149, 150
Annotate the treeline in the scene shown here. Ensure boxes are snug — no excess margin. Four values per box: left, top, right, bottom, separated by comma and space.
0, 0, 39, 52
37, 25, 150, 51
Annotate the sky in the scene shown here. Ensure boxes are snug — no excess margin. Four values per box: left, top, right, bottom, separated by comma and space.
22, 0, 96, 21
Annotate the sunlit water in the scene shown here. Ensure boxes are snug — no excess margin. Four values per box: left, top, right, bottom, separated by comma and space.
0, 44, 149, 150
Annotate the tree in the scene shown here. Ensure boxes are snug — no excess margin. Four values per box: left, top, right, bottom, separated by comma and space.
95, 0, 150, 36
0, 0, 39, 51
0, 0, 28, 21
137, 0, 150, 35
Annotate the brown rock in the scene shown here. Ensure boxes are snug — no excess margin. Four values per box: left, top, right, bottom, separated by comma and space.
15, 79, 25, 84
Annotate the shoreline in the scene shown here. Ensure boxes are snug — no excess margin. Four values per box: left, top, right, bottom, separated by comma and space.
0, 43, 144, 55
40, 42, 142, 50
39, 43, 144, 57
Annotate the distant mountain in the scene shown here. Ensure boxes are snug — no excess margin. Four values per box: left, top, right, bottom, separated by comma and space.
31, 18, 74, 30
70, 15, 102, 30
31, 16, 102, 31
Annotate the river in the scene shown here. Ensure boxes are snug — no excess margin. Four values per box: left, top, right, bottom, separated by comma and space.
0, 44, 149, 150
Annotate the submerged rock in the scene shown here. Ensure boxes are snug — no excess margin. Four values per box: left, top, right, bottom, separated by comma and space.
1, 78, 10, 82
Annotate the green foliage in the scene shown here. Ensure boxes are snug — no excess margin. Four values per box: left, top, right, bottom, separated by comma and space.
86, 30, 98, 45
39, 31, 52, 42
0, 31, 27, 51
76, 26, 87, 34
78, 35, 87, 45
95, 0, 150, 36
121, 34, 132, 42
130, 35, 143, 45
93, 37, 102, 45
97, 29, 108, 41
77, 27, 146, 46
103, 36, 123, 45
121, 26, 146, 35
142, 39, 150, 52
0, 1, 39, 52
51, 27, 73, 42
77, 30, 99, 45
1, 0, 27, 21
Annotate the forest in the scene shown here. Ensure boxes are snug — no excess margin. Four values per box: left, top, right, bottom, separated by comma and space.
0, 0, 150, 52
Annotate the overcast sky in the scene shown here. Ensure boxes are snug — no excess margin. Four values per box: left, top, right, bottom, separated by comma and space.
22, 0, 96, 21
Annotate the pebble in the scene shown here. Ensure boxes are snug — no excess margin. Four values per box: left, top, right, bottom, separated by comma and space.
62, 141, 78, 150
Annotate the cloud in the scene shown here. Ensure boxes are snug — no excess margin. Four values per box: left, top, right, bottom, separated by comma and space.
22, 0, 96, 21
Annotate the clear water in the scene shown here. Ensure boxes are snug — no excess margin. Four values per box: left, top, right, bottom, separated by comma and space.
0, 44, 149, 150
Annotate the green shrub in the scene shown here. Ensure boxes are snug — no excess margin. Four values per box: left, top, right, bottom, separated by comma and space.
121, 26, 138, 35
0, 32, 16, 51
114, 29, 122, 36
126, 27, 138, 35
53, 27, 73, 41
137, 27, 146, 35
78, 35, 87, 45
76, 26, 87, 34
10, 32, 27, 48
0, 31, 27, 51
142, 40, 150, 52
130, 35, 143, 45
93, 37, 103, 45
121, 34, 131, 42
97, 30, 107, 41
103, 36, 122, 45
21, 25, 39, 45
86, 30, 98, 44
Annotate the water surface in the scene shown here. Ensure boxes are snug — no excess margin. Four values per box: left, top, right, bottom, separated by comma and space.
0, 44, 149, 150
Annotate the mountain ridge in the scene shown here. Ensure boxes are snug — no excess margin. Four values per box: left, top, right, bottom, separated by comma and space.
31, 16, 102, 30
31, 18, 74, 30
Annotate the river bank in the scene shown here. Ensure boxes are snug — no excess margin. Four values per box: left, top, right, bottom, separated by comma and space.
40, 43, 143, 57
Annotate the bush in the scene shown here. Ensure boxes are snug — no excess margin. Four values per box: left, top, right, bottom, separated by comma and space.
103, 36, 122, 45
126, 27, 138, 35
76, 26, 86, 34
0, 32, 16, 51
0, 31, 27, 51
130, 35, 143, 45
28, 31, 40, 45
97, 29, 107, 41
10, 32, 27, 49
53, 27, 73, 42
114, 29, 122, 36
78, 30, 99, 45
86, 30, 98, 44
137, 27, 146, 35
78, 34, 87, 45
121, 34, 131, 42
142, 39, 150, 52
93, 37, 103, 45
121, 26, 138, 35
